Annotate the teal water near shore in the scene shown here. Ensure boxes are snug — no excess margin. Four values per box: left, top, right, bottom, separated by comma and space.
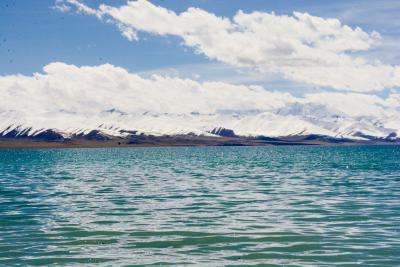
1, 146, 400, 266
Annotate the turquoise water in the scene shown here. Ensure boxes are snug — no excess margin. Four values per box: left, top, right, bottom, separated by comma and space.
1, 146, 400, 266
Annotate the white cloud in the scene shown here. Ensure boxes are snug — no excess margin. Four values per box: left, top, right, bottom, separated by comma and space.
0, 62, 399, 138
304, 92, 387, 117
52, 0, 71, 12
0, 62, 293, 116
57, 0, 400, 92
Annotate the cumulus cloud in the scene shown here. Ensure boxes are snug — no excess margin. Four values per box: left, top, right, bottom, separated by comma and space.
55, 0, 400, 92
0, 62, 293, 116
1, 62, 399, 137
52, 0, 71, 12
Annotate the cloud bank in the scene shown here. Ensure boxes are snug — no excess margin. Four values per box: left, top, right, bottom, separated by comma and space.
1, 62, 399, 138
57, 0, 400, 92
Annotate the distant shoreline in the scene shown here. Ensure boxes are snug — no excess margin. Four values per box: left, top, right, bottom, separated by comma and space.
0, 135, 398, 149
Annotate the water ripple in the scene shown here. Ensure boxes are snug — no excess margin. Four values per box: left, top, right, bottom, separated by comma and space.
0, 146, 400, 266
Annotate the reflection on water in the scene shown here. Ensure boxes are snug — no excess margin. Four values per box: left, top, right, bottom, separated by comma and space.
1, 146, 400, 266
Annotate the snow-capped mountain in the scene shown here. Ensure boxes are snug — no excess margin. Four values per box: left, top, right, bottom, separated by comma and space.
1, 104, 398, 141
0, 63, 399, 141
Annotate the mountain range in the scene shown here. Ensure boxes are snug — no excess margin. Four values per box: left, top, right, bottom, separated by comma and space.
1, 63, 399, 145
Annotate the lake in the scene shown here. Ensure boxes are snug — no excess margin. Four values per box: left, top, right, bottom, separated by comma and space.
1, 146, 399, 266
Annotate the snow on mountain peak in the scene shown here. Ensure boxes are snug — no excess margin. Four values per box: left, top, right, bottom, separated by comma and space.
0, 62, 399, 140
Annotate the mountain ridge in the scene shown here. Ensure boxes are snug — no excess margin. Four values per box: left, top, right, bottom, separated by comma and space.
1, 63, 400, 144
1, 124, 398, 149
1, 106, 398, 142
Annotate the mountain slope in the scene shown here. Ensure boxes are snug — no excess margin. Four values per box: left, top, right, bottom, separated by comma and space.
1, 63, 399, 142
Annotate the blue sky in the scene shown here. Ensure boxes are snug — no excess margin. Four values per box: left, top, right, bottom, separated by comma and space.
2, 0, 400, 140
1, 0, 400, 94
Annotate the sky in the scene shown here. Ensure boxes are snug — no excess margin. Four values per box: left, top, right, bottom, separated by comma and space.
1, 0, 400, 138
1, 0, 400, 96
